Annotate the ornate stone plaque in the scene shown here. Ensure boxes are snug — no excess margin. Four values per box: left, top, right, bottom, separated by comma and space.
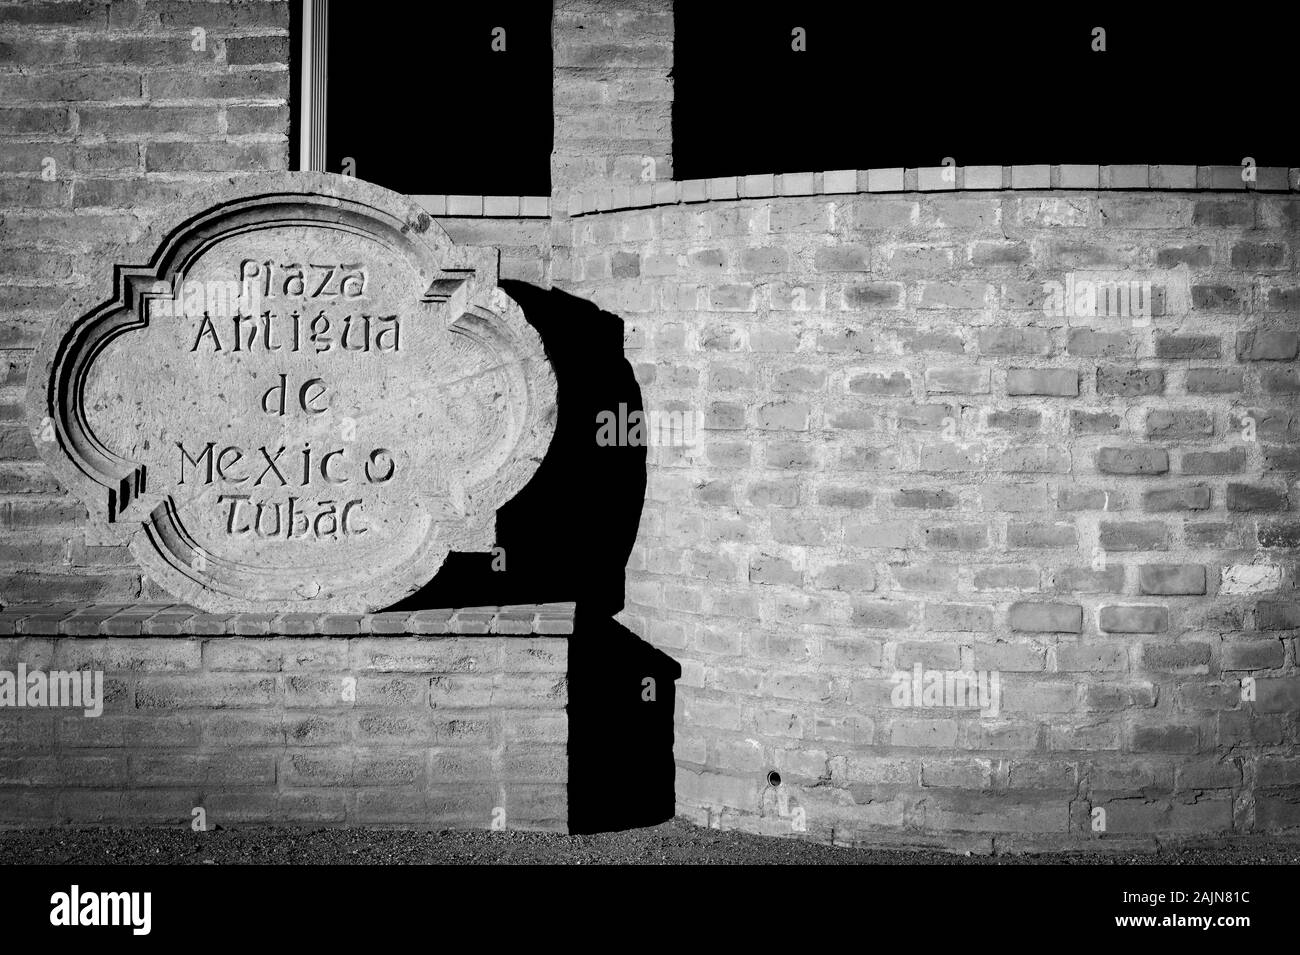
30, 174, 556, 612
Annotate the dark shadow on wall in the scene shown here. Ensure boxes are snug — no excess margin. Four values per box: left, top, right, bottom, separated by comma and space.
568, 611, 681, 834
388, 282, 645, 616
386, 283, 677, 833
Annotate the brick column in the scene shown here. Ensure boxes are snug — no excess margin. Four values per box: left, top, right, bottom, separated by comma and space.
550, 0, 672, 282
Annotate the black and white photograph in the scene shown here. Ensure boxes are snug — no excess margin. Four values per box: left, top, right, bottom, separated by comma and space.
0, 0, 1295, 938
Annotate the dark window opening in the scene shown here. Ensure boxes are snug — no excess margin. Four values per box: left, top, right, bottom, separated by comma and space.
322, 2, 552, 196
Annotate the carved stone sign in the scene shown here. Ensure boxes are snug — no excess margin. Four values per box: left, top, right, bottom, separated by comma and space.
30, 174, 556, 612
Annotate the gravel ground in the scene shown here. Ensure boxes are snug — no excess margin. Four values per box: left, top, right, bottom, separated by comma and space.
3, 819, 1299, 865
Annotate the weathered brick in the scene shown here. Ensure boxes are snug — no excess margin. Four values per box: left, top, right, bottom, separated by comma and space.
1052, 567, 1125, 594
145, 141, 286, 173
226, 104, 290, 137
920, 282, 988, 309
1256, 602, 1300, 630
1192, 200, 1251, 227
146, 69, 288, 101
813, 245, 870, 272
1056, 644, 1126, 673
1190, 286, 1241, 312
1180, 448, 1245, 475
1127, 723, 1201, 755
1138, 564, 1206, 596
1141, 486, 1211, 512
1006, 369, 1078, 397
1261, 368, 1300, 394
1009, 602, 1082, 634
1100, 521, 1169, 551
1226, 483, 1289, 512
1099, 605, 1169, 633
1141, 641, 1210, 671
1155, 245, 1211, 268
1146, 410, 1213, 439
135, 676, 277, 709
1184, 368, 1242, 394
925, 367, 989, 394
979, 328, 1051, 357
1071, 410, 1120, 434
848, 371, 911, 396
79, 106, 220, 137
1230, 242, 1285, 270
1236, 330, 1299, 361
1007, 523, 1077, 548
1158, 335, 1221, 361
1097, 447, 1168, 475
224, 35, 291, 66
1097, 367, 1163, 396
1068, 329, 1135, 358
1222, 639, 1284, 670
842, 283, 902, 309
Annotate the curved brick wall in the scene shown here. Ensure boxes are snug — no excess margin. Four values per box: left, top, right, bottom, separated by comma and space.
562, 189, 1300, 847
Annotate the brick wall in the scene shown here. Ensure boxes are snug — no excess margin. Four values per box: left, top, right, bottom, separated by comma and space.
1, 0, 291, 604
435, 217, 551, 286
4, 0, 1298, 845
0, 617, 568, 828
562, 190, 1300, 847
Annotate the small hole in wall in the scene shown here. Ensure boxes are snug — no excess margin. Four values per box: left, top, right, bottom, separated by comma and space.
767, 770, 781, 788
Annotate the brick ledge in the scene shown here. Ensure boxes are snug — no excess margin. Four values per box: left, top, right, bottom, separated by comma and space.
414, 195, 550, 218
0, 603, 575, 636
566, 164, 1300, 216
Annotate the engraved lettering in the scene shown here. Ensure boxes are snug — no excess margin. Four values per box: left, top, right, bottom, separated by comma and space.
287, 496, 310, 538
216, 446, 246, 483
283, 265, 305, 297
219, 493, 252, 534
365, 448, 395, 484
177, 441, 215, 484
320, 449, 346, 485
299, 378, 327, 414
255, 446, 288, 487
254, 500, 281, 538
231, 313, 252, 352
261, 374, 288, 416
239, 259, 261, 299
310, 265, 338, 298
260, 310, 281, 350
374, 315, 399, 351
309, 311, 331, 352
339, 266, 366, 298
212, 495, 370, 539
341, 499, 366, 535
191, 313, 221, 352
340, 315, 369, 352
314, 500, 338, 538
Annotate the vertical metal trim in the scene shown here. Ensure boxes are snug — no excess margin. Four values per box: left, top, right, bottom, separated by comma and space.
298, 0, 329, 172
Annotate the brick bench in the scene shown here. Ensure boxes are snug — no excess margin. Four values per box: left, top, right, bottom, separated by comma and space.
0, 603, 574, 830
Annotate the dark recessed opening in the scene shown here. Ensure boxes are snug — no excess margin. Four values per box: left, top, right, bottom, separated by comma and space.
325, 3, 552, 195
767, 770, 781, 788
